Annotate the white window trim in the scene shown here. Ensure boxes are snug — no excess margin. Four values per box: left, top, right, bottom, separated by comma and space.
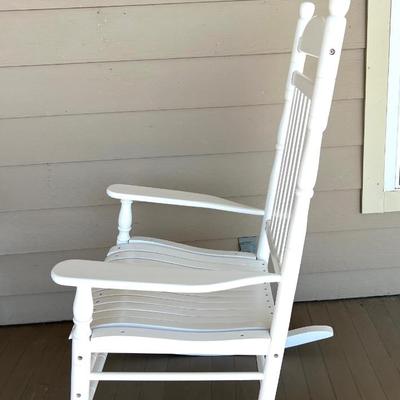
363, 0, 400, 213
385, 0, 400, 191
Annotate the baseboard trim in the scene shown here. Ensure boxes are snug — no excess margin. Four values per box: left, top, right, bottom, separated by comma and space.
0, 291, 74, 325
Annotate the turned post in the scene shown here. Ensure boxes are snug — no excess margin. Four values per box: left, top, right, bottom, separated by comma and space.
71, 286, 93, 400
117, 199, 133, 244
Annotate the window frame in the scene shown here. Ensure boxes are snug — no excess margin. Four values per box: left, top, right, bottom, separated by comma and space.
363, 0, 400, 213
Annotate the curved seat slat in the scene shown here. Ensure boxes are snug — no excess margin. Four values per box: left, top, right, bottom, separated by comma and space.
108, 236, 256, 260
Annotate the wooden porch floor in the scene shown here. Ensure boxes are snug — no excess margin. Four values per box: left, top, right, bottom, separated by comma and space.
1, 297, 400, 400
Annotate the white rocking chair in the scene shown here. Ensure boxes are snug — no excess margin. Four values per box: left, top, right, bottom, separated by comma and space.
52, 1, 350, 399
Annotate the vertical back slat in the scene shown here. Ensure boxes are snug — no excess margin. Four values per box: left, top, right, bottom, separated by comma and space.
278, 95, 311, 262
274, 89, 302, 249
271, 90, 299, 237
269, 86, 311, 264
277, 90, 306, 251
256, 2, 315, 261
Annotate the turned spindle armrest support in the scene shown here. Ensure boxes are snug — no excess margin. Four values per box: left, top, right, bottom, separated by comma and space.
107, 184, 264, 244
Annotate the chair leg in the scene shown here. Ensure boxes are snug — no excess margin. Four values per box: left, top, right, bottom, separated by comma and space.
70, 287, 94, 400
71, 339, 91, 400
256, 355, 266, 372
89, 353, 108, 400
258, 355, 283, 400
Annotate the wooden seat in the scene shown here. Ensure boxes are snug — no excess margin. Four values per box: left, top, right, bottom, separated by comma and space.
90, 287, 272, 356
88, 240, 273, 355
94, 244, 271, 332
51, 2, 351, 399
91, 286, 273, 333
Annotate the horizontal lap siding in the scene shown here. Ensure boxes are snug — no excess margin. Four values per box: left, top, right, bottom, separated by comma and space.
0, 0, 376, 324
0, 0, 365, 64
0, 2, 313, 66
4, 189, 400, 257
0, 50, 363, 119
0, 146, 362, 211
0, 99, 363, 167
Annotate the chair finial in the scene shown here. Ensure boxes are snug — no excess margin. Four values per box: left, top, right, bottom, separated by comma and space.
300, 2, 315, 19
329, 0, 351, 17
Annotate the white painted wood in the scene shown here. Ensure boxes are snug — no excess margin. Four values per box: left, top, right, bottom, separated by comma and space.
259, 1, 349, 398
285, 325, 333, 348
119, 236, 255, 259
116, 200, 133, 244
52, 259, 278, 293
89, 371, 264, 381
89, 353, 107, 400
51, 3, 349, 399
90, 283, 273, 332
71, 287, 93, 400
256, 355, 266, 372
106, 249, 259, 269
108, 184, 264, 215
362, 0, 391, 213
385, 0, 400, 191
292, 71, 314, 98
257, 1, 313, 261
90, 326, 270, 355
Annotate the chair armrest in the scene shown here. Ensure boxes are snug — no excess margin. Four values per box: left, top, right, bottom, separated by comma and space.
107, 184, 264, 216
51, 259, 280, 293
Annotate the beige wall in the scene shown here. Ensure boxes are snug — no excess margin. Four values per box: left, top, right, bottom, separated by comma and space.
0, 0, 382, 325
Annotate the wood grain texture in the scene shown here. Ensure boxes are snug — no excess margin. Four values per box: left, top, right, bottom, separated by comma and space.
324, 301, 389, 400
307, 302, 362, 400
1, 296, 399, 399
362, 298, 400, 374
345, 300, 400, 400
291, 304, 337, 400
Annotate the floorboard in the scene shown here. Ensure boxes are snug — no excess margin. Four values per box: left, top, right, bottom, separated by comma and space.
0, 296, 399, 400
292, 304, 337, 400
307, 302, 362, 400
326, 300, 388, 400
345, 300, 400, 400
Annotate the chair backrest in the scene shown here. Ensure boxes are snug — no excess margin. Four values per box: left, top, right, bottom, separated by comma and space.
256, 0, 349, 342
